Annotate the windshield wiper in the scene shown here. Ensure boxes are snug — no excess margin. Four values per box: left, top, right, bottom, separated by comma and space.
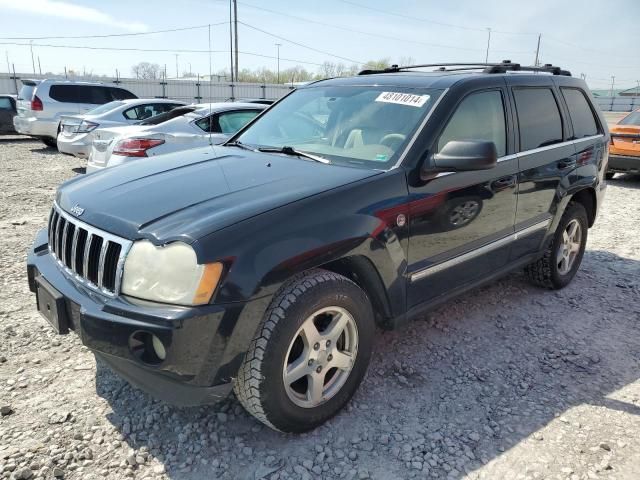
225, 141, 257, 151
257, 146, 330, 164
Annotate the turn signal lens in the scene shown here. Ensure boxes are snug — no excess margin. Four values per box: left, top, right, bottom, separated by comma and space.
193, 263, 224, 305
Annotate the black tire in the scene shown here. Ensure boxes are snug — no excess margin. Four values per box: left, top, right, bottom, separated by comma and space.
42, 137, 57, 149
605, 171, 615, 180
234, 269, 374, 433
524, 201, 588, 289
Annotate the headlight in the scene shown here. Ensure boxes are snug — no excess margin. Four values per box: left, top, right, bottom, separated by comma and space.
121, 240, 223, 305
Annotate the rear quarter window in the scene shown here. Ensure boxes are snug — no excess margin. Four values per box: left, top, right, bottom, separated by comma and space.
513, 88, 564, 151
561, 88, 599, 138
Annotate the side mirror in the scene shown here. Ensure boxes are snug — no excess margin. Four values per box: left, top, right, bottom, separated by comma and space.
430, 140, 498, 173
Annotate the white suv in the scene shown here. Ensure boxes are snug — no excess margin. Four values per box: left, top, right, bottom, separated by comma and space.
13, 79, 137, 148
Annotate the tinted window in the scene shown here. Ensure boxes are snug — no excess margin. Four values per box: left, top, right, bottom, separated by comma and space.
0, 97, 13, 110
513, 88, 563, 151
110, 87, 136, 100
438, 90, 506, 157
561, 88, 599, 138
619, 111, 640, 126
50, 85, 114, 104
138, 106, 196, 125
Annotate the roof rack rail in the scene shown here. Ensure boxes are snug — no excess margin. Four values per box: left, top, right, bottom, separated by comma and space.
358, 60, 572, 77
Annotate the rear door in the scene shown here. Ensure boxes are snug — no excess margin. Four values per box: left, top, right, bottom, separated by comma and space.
508, 78, 574, 257
407, 80, 519, 307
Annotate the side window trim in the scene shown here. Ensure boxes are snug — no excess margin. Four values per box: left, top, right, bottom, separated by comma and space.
434, 87, 509, 158
511, 86, 566, 153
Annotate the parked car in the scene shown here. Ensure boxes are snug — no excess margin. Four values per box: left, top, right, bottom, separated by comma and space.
27, 61, 607, 433
57, 99, 186, 158
606, 108, 640, 178
86, 102, 266, 172
13, 79, 137, 148
0, 94, 17, 134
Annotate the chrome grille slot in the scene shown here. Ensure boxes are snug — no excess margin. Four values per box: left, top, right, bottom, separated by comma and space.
47, 204, 132, 296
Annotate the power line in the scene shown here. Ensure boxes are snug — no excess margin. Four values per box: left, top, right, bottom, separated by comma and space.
0, 41, 326, 67
0, 23, 228, 41
235, 1, 528, 54
238, 21, 364, 64
338, 0, 537, 36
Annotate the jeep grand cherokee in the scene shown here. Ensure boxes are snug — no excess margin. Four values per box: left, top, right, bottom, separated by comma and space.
27, 61, 608, 433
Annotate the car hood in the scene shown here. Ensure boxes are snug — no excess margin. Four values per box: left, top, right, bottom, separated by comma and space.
56, 146, 381, 243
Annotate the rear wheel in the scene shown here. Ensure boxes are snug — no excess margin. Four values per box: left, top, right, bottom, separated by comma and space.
234, 269, 374, 433
42, 137, 57, 149
524, 201, 588, 289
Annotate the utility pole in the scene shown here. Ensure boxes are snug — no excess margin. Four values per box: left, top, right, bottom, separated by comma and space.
534, 34, 541, 67
636, 80, 639, 96
233, 0, 239, 81
30, 41, 36, 74
38, 56, 41, 75
610, 75, 615, 97
174, 54, 179, 78
229, 0, 234, 82
275, 43, 281, 83
485, 28, 491, 63
5, 51, 10, 76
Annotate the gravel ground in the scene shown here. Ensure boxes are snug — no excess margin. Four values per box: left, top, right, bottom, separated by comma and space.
1, 137, 639, 480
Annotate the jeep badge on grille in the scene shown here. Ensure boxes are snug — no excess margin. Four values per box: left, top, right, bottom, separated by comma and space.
70, 205, 85, 217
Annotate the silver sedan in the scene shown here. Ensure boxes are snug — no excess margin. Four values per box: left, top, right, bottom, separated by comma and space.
57, 98, 186, 158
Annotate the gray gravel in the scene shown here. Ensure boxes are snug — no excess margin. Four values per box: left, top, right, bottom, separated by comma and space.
1, 137, 639, 480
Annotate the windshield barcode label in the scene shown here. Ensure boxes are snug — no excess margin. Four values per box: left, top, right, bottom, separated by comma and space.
375, 92, 430, 107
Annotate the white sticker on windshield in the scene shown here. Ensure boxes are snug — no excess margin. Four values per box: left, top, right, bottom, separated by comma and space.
375, 92, 430, 108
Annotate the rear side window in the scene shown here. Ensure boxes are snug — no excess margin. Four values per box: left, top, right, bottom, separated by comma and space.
437, 90, 507, 157
217, 110, 260, 134
123, 103, 176, 121
50, 85, 118, 104
513, 88, 563, 151
561, 88, 599, 138
110, 87, 136, 100
0, 98, 13, 109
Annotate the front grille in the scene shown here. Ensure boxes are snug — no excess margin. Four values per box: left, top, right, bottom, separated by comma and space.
48, 204, 131, 295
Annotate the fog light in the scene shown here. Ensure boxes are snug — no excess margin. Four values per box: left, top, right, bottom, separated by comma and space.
129, 331, 167, 365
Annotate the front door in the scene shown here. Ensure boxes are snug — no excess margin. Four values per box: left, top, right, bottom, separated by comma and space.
407, 85, 518, 308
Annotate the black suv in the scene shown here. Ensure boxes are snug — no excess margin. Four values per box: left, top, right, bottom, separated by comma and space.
27, 61, 608, 433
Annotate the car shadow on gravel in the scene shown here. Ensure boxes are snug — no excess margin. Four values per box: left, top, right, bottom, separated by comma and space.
608, 174, 640, 190
29, 146, 59, 156
94, 250, 640, 480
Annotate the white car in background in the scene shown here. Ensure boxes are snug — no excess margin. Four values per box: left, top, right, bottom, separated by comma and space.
57, 98, 186, 158
13, 79, 137, 147
87, 102, 266, 173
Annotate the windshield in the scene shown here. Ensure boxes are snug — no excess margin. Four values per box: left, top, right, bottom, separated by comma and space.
235, 85, 442, 169
619, 111, 640, 126
86, 101, 125, 116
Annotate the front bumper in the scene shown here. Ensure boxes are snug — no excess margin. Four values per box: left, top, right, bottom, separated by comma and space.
26, 228, 259, 406
57, 133, 91, 158
608, 154, 640, 174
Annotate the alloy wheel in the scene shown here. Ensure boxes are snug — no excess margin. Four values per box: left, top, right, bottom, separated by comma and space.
557, 219, 582, 275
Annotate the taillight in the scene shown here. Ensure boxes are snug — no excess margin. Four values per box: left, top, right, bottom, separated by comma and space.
113, 138, 165, 157
77, 120, 99, 133
31, 95, 43, 111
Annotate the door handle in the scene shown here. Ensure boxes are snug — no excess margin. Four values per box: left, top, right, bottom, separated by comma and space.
557, 160, 576, 170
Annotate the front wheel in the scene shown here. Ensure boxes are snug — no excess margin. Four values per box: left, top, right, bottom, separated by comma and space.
524, 201, 588, 289
234, 269, 374, 433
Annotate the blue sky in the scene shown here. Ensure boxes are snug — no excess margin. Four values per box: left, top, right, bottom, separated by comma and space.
1, 0, 639, 90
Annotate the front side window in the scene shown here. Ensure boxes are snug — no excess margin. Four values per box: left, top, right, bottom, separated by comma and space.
561, 88, 599, 138
235, 86, 443, 169
513, 88, 563, 151
437, 90, 507, 157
